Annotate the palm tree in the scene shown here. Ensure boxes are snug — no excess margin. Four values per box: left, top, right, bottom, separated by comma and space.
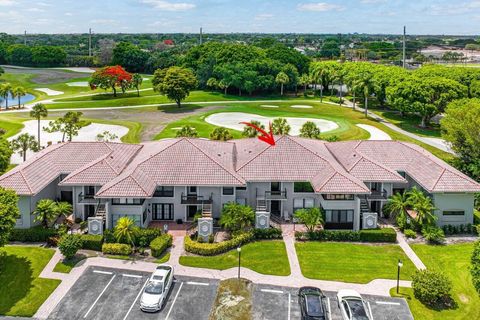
332, 67, 346, 105
310, 65, 325, 102
132, 73, 143, 97
272, 118, 291, 135
242, 120, 264, 138
298, 74, 310, 95
30, 103, 48, 147
359, 74, 374, 118
384, 192, 409, 218
55, 201, 73, 218
299, 121, 321, 139
12, 86, 27, 109
0, 83, 12, 110
11, 133, 39, 162
349, 78, 362, 111
209, 127, 233, 141
176, 125, 198, 138
114, 217, 139, 250
275, 72, 289, 96
412, 197, 437, 226
34, 199, 57, 228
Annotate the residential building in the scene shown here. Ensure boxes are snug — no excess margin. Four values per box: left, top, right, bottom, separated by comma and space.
1, 136, 479, 231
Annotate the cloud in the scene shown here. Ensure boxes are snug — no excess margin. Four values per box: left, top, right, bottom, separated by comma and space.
297, 2, 345, 12
0, 0, 14, 6
360, 0, 387, 3
27, 8, 46, 12
65, 12, 72, 16
90, 19, 118, 25
255, 13, 274, 21
429, 1, 480, 15
140, 0, 195, 11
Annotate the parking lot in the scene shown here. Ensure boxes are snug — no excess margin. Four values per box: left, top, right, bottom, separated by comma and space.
49, 267, 413, 320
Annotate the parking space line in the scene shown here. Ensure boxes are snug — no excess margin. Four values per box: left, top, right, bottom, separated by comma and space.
83, 274, 116, 318
367, 301, 373, 319
375, 301, 401, 306
122, 273, 143, 279
165, 282, 184, 320
287, 292, 291, 320
260, 289, 284, 294
185, 281, 209, 286
93, 270, 113, 275
327, 297, 331, 320
122, 279, 149, 320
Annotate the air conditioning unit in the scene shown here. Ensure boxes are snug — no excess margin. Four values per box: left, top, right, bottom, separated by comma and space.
88, 217, 104, 235
362, 212, 378, 229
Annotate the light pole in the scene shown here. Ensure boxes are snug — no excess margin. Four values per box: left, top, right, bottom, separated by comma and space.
237, 247, 242, 280
397, 259, 403, 293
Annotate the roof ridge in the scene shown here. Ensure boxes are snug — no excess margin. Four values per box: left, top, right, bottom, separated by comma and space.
19, 170, 33, 194
431, 167, 447, 190
353, 152, 407, 182
314, 171, 336, 191
129, 170, 152, 197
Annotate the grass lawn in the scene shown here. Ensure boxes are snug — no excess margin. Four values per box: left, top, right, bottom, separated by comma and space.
52, 254, 86, 273
295, 242, 417, 283
179, 241, 290, 276
393, 243, 480, 320
0, 246, 61, 317
371, 110, 441, 138
154, 252, 170, 264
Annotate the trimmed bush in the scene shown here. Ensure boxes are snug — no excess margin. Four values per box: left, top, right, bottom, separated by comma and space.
422, 226, 445, 244
441, 223, 476, 235
253, 228, 282, 239
58, 234, 83, 260
9, 226, 58, 242
295, 230, 361, 242
412, 269, 453, 307
471, 240, 480, 295
359, 228, 397, 243
103, 229, 116, 243
184, 232, 254, 256
79, 234, 103, 251
102, 243, 132, 256
404, 229, 417, 239
136, 228, 162, 247
150, 234, 173, 258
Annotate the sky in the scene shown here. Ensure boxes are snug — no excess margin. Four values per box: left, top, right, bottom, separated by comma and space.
0, 0, 479, 35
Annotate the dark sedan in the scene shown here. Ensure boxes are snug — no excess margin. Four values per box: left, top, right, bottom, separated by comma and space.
298, 286, 329, 320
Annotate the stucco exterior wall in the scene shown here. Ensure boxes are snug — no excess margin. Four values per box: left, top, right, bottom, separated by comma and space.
432, 193, 475, 226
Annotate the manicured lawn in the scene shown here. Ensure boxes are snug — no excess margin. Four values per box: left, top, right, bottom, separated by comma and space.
154, 252, 170, 264
395, 243, 480, 320
179, 241, 290, 276
0, 246, 61, 317
295, 242, 416, 283
372, 110, 441, 138
52, 254, 86, 273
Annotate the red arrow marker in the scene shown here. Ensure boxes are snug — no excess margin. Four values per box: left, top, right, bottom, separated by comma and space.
240, 122, 276, 146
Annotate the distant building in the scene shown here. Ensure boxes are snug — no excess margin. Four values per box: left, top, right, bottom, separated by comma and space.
163, 39, 174, 46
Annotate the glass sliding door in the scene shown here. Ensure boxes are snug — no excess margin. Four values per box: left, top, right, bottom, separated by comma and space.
152, 203, 174, 220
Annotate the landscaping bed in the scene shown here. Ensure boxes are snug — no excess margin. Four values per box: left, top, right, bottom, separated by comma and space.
295, 242, 416, 283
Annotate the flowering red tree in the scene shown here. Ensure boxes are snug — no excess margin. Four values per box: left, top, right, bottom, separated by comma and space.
89, 65, 133, 97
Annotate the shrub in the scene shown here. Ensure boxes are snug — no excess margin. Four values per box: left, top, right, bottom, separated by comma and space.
58, 234, 83, 260
404, 229, 417, 239
102, 243, 132, 256
9, 226, 58, 242
253, 228, 283, 239
184, 232, 254, 256
136, 228, 162, 247
412, 269, 453, 307
471, 240, 480, 295
150, 234, 173, 258
47, 236, 60, 247
295, 230, 361, 242
422, 226, 445, 244
219, 203, 255, 233
103, 229, 116, 243
79, 234, 103, 251
359, 228, 396, 243
294, 208, 324, 233
441, 224, 476, 235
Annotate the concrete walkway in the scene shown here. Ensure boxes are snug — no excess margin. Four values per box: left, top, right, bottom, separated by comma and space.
396, 229, 427, 270
34, 233, 413, 319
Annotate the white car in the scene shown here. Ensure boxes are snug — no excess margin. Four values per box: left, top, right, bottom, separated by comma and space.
337, 289, 372, 320
140, 265, 174, 312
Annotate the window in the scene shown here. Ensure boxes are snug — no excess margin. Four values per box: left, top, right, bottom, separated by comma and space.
235, 186, 247, 191
112, 198, 144, 205
152, 203, 174, 220
326, 210, 354, 223
294, 198, 315, 211
294, 182, 314, 193
323, 194, 354, 201
443, 210, 465, 216
154, 186, 174, 197
223, 187, 234, 195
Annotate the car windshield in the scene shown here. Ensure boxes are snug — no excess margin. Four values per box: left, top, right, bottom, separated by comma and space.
144, 281, 163, 294
346, 299, 369, 320
305, 294, 324, 317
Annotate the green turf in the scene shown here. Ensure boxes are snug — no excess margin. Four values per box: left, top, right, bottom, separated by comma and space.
372, 110, 442, 138
0, 246, 61, 317
154, 252, 170, 264
398, 243, 480, 320
52, 254, 86, 273
179, 240, 291, 276
295, 242, 417, 283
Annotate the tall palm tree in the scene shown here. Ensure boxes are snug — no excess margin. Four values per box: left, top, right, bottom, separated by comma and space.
114, 217, 139, 251
34, 199, 57, 228
275, 72, 289, 96
0, 83, 12, 110
412, 197, 437, 226
333, 68, 346, 105
242, 120, 264, 138
12, 86, 27, 109
30, 103, 48, 147
11, 133, 39, 162
176, 125, 198, 138
310, 65, 325, 102
298, 74, 310, 95
359, 74, 374, 118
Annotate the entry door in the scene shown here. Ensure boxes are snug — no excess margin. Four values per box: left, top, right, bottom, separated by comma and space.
60, 191, 73, 204
271, 201, 281, 216
187, 206, 198, 220
85, 205, 96, 219
153, 204, 174, 220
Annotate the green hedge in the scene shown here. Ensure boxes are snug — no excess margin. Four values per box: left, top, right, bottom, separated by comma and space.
150, 234, 173, 258
9, 226, 58, 242
253, 228, 283, 239
79, 234, 103, 251
359, 228, 397, 243
471, 240, 480, 295
184, 232, 254, 256
295, 228, 396, 243
102, 243, 132, 256
103, 228, 162, 246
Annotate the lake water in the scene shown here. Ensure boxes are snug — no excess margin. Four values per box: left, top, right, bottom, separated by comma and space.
0, 93, 35, 108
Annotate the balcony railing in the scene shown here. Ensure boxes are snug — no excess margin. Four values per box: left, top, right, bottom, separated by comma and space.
181, 193, 213, 205
78, 192, 97, 204
366, 189, 388, 200
265, 189, 287, 200
324, 222, 354, 230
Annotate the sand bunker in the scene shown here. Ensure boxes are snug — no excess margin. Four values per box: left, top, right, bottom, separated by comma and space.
356, 124, 391, 140
205, 112, 338, 136
291, 105, 313, 109
66, 81, 89, 87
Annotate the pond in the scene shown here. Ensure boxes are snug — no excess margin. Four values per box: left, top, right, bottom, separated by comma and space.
0, 93, 35, 108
